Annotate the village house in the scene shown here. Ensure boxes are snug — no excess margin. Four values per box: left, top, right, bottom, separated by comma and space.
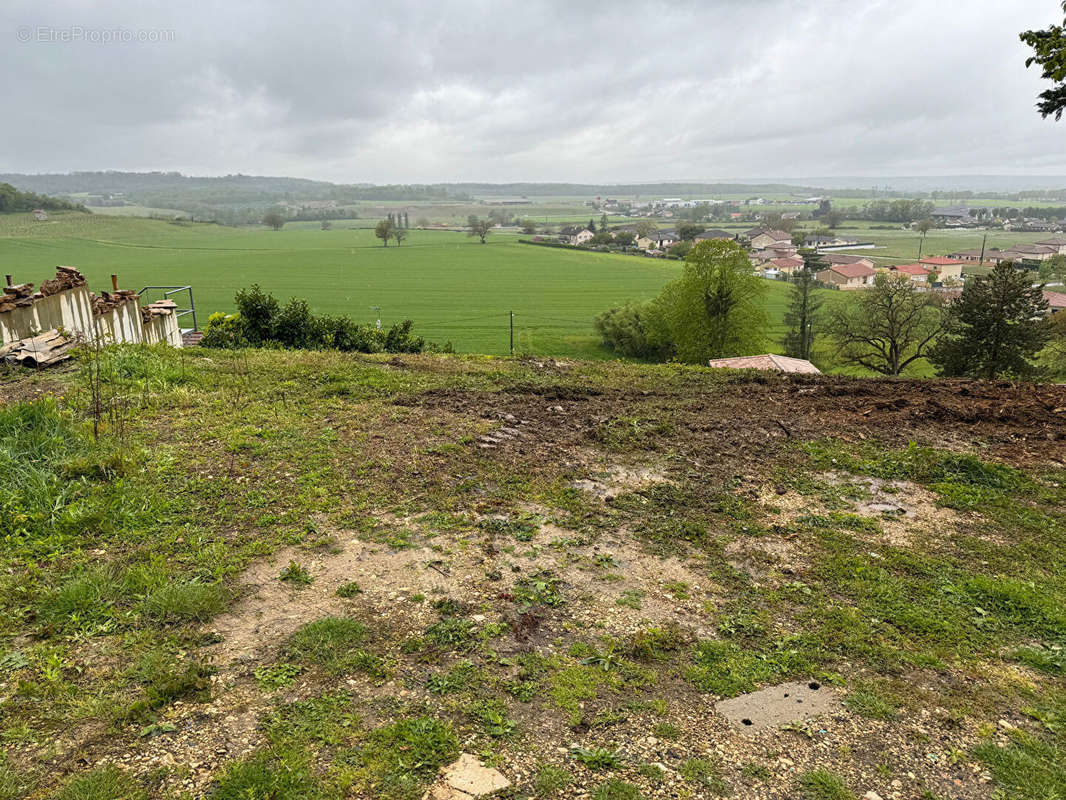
917, 257, 966, 282
1000, 243, 1057, 262
558, 227, 595, 246
1036, 235, 1066, 255
1044, 290, 1066, 314
820, 253, 876, 271
767, 257, 804, 276
931, 206, 976, 226
803, 234, 858, 248
886, 263, 931, 283
32, 209, 48, 221
745, 228, 792, 250
817, 262, 877, 290
947, 248, 1008, 265
694, 229, 735, 242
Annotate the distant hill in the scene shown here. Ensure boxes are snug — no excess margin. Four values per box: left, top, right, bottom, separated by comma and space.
0, 182, 86, 214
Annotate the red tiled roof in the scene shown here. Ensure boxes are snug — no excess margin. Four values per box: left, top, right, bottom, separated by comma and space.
769, 257, 803, 268
830, 263, 876, 278
1044, 290, 1066, 309
891, 263, 930, 275
822, 253, 871, 265
919, 257, 966, 266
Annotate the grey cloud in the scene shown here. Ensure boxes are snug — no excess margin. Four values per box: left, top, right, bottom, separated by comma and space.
1, 0, 1062, 182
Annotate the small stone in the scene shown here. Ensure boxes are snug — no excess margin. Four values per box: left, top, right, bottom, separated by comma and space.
863, 792, 884, 800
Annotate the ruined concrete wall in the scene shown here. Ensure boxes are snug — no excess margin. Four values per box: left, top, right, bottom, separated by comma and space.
94, 299, 146, 345
1, 267, 184, 349
0, 286, 96, 346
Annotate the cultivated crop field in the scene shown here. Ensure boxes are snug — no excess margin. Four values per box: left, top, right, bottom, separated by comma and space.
0, 212, 802, 358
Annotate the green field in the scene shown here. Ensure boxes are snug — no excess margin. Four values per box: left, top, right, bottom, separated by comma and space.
1, 212, 713, 357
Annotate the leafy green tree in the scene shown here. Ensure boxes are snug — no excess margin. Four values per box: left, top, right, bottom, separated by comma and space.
594, 301, 667, 359
468, 215, 492, 244
263, 211, 285, 231
393, 227, 407, 246
655, 240, 768, 363
600, 212, 609, 232
519, 218, 537, 235
375, 219, 394, 246
915, 218, 933, 235
782, 251, 825, 360
677, 222, 706, 241
614, 231, 636, 247
587, 218, 597, 233
1020, 2, 1066, 119
930, 262, 1052, 378
825, 273, 944, 375
823, 209, 845, 229
634, 220, 658, 239
1038, 253, 1066, 281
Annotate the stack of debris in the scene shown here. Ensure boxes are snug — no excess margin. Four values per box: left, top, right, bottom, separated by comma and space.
0, 329, 73, 367
141, 298, 178, 324
0, 283, 36, 313
39, 266, 87, 297
90, 289, 140, 316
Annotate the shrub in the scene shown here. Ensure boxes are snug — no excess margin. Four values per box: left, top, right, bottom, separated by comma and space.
594, 301, 665, 359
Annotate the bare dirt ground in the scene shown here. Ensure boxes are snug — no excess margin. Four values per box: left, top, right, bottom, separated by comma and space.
10, 360, 1066, 800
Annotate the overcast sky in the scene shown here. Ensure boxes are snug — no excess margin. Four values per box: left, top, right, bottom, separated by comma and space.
1, 0, 1063, 184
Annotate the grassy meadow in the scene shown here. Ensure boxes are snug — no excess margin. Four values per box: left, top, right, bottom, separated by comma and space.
1, 212, 804, 358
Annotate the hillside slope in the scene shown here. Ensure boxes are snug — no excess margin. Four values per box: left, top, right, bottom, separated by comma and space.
1, 349, 1064, 800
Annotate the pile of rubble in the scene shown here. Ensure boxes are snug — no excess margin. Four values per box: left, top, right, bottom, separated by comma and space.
1, 266, 90, 313
39, 265, 87, 297
90, 289, 140, 315
0, 283, 36, 313
141, 298, 178, 324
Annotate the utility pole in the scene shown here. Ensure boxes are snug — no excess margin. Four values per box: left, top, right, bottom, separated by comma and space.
978, 232, 987, 266
509, 311, 514, 356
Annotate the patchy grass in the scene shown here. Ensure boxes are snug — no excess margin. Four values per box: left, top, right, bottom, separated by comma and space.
796, 769, 852, 800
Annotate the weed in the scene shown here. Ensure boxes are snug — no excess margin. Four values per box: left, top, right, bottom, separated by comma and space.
617, 589, 644, 609
664, 580, 690, 600
513, 571, 565, 608
637, 763, 665, 783
471, 698, 516, 737
570, 746, 621, 770
797, 769, 851, 800
55, 765, 147, 800
424, 617, 476, 651
142, 580, 226, 623
625, 624, 688, 661
974, 697, 1066, 800
211, 753, 322, 800
426, 660, 477, 695
741, 763, 771, 781
255, 663, 304, 690
279, 560, 313, 585
592, 778, 643, 799
1013, 643, 1066, 675
844, 684, 898, 720
533, 764, 571, 797
652, 722, 681, 740
680, 758, 731, 795
285, 617, 381, 675
336, 581, 363, 598
356, 717, 459, 800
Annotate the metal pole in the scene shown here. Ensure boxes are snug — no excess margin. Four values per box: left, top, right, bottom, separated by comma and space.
509, 311, 514, 356
979, 233, 987, 266
4, 275, 11, 287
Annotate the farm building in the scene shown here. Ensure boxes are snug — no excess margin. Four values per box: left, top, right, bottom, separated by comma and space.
1036, 236, 1066, 255
745, 228, 792, 250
